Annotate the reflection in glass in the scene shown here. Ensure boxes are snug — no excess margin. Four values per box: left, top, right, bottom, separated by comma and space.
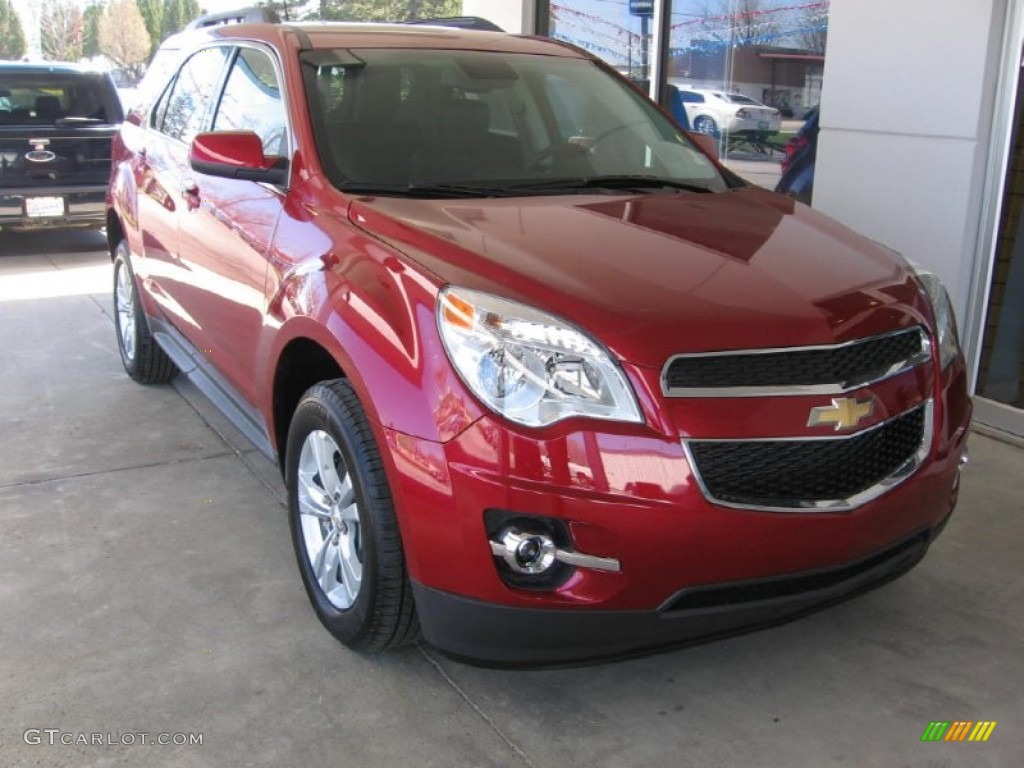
546, 2, 830, 192
979, 70, 1024, 410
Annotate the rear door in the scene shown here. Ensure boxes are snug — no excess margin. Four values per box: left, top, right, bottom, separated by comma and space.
135, 46, 230, 346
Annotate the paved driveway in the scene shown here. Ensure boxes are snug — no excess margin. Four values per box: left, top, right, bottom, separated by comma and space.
0, 230, 1020, 767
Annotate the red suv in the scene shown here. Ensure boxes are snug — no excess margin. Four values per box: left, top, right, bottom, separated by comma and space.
106, 21, 971, 665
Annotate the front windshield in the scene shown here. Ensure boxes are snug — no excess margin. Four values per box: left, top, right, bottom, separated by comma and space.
301, 48, 729, 195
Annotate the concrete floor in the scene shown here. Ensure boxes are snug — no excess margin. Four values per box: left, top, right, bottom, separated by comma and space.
0, 230, 1021, 767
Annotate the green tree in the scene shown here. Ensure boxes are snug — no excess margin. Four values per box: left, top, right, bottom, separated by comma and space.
83, 1, 105, 58
41, 0, 85, 62
0, 0, 27, 60
137, 0, 163, 53
100, 0, 151, 68
161, 0, 200, 40
321, 0, 462, 22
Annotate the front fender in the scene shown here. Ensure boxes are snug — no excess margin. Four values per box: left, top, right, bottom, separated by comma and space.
263, 199, 485, 449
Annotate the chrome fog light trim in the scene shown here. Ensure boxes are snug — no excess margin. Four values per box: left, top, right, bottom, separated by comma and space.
489, 528, 621, 574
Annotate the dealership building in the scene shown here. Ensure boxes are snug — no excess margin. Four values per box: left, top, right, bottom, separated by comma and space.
467, 0, 1024, 441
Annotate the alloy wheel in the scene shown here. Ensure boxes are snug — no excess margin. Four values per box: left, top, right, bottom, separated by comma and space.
115, 262, 136, 363
297, 429, 363, 610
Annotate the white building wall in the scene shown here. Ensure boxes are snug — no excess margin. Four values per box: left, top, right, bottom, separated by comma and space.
814, 0, 1008, 325
462, 0, 535, 34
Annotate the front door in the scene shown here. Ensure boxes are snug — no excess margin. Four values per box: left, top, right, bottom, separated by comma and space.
175, 45, 290, 406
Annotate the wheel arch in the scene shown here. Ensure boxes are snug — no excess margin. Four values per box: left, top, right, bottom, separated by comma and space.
106, 210, 125, 260
272, 335, 347, 468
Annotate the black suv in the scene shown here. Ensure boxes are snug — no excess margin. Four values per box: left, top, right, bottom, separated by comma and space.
0, 62, 123, 231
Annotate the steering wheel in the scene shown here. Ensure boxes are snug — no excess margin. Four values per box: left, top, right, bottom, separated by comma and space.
526, 120, 651, 170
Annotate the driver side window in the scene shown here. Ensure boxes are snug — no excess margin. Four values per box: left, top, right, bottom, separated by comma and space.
212, 47, 288, 158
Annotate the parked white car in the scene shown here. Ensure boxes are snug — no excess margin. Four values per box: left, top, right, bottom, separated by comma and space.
676, 88, 781, 136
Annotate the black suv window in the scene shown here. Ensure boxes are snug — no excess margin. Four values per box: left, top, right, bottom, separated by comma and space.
157, 47, 229, 144
212, 48, 287, 156
0, 70, 122, 125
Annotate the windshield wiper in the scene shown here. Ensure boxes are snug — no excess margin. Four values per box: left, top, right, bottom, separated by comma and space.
337, 182, 516, 199
508, 175, 714, 194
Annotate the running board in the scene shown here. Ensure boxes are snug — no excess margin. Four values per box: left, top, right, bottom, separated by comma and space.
149, 318, 276, 461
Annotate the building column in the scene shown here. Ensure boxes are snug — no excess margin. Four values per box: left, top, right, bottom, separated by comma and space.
813, 0, 1008, 327
462, 0, 536, 34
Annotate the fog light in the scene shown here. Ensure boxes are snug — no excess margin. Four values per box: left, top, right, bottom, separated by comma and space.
489, 523, 621, 577
492, 528, 557, 574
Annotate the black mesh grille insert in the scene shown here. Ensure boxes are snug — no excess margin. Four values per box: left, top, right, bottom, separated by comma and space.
664, 531, 930, 612
665, 328, 924, 391
688, 405, 926, 507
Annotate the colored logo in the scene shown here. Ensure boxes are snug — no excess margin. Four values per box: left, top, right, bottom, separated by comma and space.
807, 396, 874, 430
921, 721, 997, 742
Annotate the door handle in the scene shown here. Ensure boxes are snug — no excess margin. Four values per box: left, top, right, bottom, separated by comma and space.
181, 180, 201, 211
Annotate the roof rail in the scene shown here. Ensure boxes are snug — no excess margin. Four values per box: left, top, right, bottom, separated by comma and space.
185, 6, 281, 30
405, 16, 504, 32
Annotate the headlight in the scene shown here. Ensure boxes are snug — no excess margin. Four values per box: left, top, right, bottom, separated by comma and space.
437, 287, 642, 428
915, 270, 961, 368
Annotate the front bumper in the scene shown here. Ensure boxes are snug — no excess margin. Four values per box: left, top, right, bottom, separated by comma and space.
0, 185, 106, 230
383, 358, 970, 665
414, 526, 938, 666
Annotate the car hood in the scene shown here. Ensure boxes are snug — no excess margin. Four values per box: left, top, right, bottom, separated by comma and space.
348, 187, 928, 368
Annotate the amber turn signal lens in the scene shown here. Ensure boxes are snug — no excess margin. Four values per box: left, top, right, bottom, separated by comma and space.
441, 291, 475, 330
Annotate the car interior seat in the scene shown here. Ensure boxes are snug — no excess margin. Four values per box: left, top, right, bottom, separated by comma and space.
325, 68, 422, 185
35, 95, 63, 121
419, 97, 522, 182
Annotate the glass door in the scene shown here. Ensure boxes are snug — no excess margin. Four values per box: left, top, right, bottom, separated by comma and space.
976, 53, 1024, 437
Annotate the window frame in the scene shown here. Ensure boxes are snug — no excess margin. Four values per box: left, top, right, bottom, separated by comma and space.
209, 41, 294, 182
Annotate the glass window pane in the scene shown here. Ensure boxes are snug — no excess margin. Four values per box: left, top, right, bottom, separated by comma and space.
160, 47, 229, 144
214, 48, 287, 156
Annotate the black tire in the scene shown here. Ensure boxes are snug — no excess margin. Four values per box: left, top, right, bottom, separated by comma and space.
286, 380, 418, 652
112, 240, 176, 384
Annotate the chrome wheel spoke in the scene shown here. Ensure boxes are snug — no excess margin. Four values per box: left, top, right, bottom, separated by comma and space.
311, 529, 336, 581
336, 472, 354, 508
318, 540, 342, 594
297, 470, 332, 520
310, 431, 343, 497
337, 501, 359, 523
338, 531, 362, 603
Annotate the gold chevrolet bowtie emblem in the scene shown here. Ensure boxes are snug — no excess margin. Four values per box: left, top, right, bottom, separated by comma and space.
807, 397, 875, 430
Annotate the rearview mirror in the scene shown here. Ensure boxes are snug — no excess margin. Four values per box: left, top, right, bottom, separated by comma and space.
190, 131, 287, 185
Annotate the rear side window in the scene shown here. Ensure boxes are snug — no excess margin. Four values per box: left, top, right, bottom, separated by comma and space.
156, 47, 229, 144
212, 48, 287, 157
0, 71, 122, 125
679, 91, 704, 104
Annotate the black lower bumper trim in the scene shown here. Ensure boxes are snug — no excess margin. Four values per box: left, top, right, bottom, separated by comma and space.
413, 529, 935, 667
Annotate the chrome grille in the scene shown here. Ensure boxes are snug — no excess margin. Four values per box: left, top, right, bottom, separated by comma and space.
683, 403, 932, 512
663, 327, 929, 397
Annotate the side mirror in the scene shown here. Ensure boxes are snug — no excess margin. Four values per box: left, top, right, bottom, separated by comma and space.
686, 131, 719, 159
189, 131, 287, 185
